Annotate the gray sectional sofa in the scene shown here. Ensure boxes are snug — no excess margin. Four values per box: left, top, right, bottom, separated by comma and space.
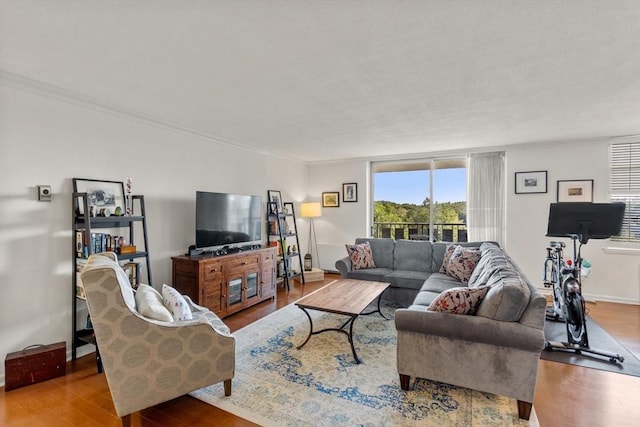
335, 238, 546, 420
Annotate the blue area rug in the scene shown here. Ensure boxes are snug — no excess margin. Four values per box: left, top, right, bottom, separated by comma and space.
191, 302, 538, 426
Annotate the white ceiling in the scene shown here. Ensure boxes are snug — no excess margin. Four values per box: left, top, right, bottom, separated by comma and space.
1, 1, 639, 163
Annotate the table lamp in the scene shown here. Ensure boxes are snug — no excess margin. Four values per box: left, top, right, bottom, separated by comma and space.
300, 202, 321, 271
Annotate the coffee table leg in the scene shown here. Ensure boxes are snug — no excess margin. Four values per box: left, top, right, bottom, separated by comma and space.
296, 307, 362, 364
297, 307, 314, 350
361, 293, 389, 320
346, 316, 361, 364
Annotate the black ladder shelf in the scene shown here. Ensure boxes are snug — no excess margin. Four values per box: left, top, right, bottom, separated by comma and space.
71, 192, 151, 372
268, 201, 305, 291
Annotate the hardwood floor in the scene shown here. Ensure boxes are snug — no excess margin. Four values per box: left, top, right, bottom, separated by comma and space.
1, 274, 638, 426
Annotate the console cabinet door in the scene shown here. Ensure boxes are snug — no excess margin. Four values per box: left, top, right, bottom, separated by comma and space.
261, 249, 276, 299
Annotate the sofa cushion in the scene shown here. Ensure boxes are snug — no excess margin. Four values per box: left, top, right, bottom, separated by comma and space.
445, 246, 481, 283
468, 243, 511, 288
346, 267, 393, 282
427, 286, 490, 315
476, 268, 531, 322
385, 270, 430, 290
355, 238, 395, 269
421, 272, 462, 293
346, 241, 376, 270
412, 290, 442, 307
393, 240, 433, 273
135, 284, 174, 322
161, 284, 193, 321
438, 244, 458, 273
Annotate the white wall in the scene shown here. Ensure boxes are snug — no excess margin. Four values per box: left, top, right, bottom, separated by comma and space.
0, 82, 306, 385
505, 140, 639, 304
306, 160, 370, 270
307, 141, 640, 302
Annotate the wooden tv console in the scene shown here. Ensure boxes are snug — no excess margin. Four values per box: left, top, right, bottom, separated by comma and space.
171, 246, 277, 319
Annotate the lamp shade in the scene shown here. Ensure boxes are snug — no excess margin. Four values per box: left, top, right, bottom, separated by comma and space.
300, 202, 322, 218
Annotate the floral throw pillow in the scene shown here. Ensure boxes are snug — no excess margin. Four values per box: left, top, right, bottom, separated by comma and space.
427, 286, 490, 315
161, 284, 193, 321
439, 244, 459, 274
345, 241, 376, 270
445, 246, 482, 283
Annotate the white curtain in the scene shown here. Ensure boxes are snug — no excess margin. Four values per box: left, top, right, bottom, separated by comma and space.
467, 152, 505, 245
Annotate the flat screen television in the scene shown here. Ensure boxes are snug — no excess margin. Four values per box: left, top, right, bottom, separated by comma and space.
546, 202, 625, 243
196, 191, 262, 252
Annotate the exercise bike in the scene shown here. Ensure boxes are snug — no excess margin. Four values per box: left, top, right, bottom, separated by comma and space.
543, 202, 626, 364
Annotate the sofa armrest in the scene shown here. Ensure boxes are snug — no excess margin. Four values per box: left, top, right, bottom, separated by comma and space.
335, 256, 352, 276
395, 308, 545, 352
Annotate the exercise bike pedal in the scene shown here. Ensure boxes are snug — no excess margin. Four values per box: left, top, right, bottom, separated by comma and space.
545, 308, 563, 322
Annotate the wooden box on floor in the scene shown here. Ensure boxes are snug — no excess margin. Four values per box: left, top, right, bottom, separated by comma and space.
4, 342, 66, 391
302, 268, 325, 282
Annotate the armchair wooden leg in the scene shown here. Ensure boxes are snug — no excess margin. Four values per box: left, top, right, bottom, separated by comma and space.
121, 414, 131, 427
517, 400, 532, 420
399, 374, 410, 391
224, 379, 232, 396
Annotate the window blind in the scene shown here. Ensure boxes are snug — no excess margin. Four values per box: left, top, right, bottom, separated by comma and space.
610, 142, 640, 242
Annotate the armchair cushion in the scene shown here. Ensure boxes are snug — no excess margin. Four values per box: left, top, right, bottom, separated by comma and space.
135, 284, 173, 322
162, 284, 193, 321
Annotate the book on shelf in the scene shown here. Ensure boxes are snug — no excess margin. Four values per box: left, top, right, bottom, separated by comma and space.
76, 230, 124, 256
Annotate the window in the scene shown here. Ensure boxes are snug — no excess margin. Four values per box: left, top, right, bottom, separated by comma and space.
371, 158, 467, 242
610, 142, 640, 242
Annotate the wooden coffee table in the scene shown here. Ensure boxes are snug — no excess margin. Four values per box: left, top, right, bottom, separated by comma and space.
295, 279, 390, 363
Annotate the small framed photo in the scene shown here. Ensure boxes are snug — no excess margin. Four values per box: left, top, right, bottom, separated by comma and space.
342, 183, 358, 202
322, 192, 340, 207
73, 178, 125, 216
557, 179, 594, 202
267, 190, 283, 214
514, 171, 547, 194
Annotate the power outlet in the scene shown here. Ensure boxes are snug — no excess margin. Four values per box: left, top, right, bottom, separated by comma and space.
37, 185, 52, 202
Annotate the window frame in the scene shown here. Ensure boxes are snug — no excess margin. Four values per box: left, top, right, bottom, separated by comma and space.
609, 141, 640, 242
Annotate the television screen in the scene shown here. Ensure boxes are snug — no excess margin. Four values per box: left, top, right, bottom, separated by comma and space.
196, 191, 262, 251
546, 202, 625, 242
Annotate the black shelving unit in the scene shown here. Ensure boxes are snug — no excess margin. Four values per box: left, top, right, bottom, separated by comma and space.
268, 201, 304, 291
71, 192, 151, 371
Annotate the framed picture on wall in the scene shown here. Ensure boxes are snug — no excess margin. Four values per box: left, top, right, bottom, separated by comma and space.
322, 191, 340, 207
557, 179, 593, 202
342, 183, 357, 202
514, 171, 547, 194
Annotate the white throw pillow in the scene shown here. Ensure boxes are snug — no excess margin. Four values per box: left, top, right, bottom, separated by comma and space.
161, 284, 193, 321
135, 284, 174, 322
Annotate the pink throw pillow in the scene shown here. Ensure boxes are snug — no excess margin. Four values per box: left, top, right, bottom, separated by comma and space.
345, 241, 376, 270
427, 286, 489, 315
445, 246, 482, 283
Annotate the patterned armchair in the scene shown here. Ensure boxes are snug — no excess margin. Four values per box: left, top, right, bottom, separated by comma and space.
81, 253, 235, 426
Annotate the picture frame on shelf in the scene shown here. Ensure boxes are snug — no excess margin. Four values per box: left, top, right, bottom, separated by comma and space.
322, 191, 340, 207
514, 171, 547, 194
557, 179, 594, 202
267, 190, 283, 214
73, 178, 125, 216
342, 183, 358, 202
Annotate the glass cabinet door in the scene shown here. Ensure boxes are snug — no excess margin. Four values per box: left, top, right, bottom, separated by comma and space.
228, 277, 242, 306
246, 272, 258, 299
